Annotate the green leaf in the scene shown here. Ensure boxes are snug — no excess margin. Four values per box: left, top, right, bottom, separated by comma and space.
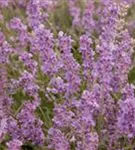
128, 67, 135, 83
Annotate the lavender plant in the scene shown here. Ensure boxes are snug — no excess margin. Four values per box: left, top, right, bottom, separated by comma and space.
0, 0, 135, 150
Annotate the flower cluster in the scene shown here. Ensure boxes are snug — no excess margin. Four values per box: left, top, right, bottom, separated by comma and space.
0, 0, 135, 150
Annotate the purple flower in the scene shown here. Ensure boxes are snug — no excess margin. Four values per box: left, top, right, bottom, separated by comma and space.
0, 0, 9, 7
48, 128, 70, 150
8, 99, 44, 145
7, 139, 22, 150
117, 85, 135, 138
76, 132, 99, 150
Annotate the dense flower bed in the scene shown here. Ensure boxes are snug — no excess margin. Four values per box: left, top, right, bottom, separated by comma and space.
0, 0, 135, 149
